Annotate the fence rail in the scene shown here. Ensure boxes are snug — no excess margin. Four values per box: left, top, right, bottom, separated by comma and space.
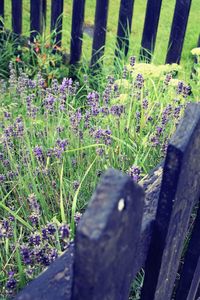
0, 0, 199, 67
15, 103, 200, 299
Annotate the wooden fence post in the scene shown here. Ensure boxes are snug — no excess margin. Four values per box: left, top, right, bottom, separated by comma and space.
70, 0, 85, 65
90, 0, 109, 68
30, 0, 43, 42
115, 0, 135, 58
12, 0, 22, 35
51, 0, 64, 46
0, 0, 4, 28
174, 204, 200, 300
141, 103, 200, 300
166, 0, 192, 64
72, 169, 144, 300
42, 0, 47, 28
140, 0, 162, 62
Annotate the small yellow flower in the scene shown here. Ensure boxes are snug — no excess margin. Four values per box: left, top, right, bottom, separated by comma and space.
115, 79, 130, 89
191, 48, 200, 56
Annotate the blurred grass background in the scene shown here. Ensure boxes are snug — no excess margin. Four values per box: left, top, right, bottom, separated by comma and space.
3, 0, 200, 67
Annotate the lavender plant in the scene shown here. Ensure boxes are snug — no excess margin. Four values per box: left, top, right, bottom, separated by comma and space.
0, 58, 197, 298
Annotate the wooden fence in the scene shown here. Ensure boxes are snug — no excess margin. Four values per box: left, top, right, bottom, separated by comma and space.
0, 0, 198, 67
14, 103, 200, 299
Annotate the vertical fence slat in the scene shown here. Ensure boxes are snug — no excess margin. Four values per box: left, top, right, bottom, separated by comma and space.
0, 0, 4, 28
70, 0, 85, 65
42, 0, 47, 28
174, 204, 200, 300
90, 0, 109, 68
165, 0, 192, 64
141, 103, 200, 300
12, 0, 22, 35
115, 0, 135, 58
72, 169, 144, 300
30, 0, 43, 41
51, 0, 64, 46
140, 0, 162, 62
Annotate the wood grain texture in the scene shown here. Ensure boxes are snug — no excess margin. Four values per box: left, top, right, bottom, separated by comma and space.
175, 204, 200, 300
70, 0, 85, 64
140, 0, 162, 62
72, 169, 144, 300
12, 0, 22, 34
166, 0, 192, 64
51, 0, 64, 46
141, 103, 200, 300
91, 0, 109, 68
116, 0, 135, 57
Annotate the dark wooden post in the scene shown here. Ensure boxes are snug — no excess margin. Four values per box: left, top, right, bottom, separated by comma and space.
0, 0, 4, 28
51, 0, 64, 46
115, 0, 135, 58
165, 0, 192, 64
140, 0, 162, 62
141, 103, 200, 300
30, 0, 43, 42
72, 169, 144, 300
90, 0, 109, 68
42, 0, 47, 29
12, 0, 22, 35
174, 204, 200, 300
70, 0, 85, 65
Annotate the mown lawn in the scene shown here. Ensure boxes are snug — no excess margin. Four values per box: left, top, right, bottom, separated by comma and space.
3, 0, 200, 68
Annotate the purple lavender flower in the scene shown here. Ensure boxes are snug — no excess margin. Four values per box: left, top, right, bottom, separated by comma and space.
182, 85, 191, 98
156, 126, 163, 136
164, 73, 172, 85
130, 56, 136, 67
0, 174, 6, 182
20, 245, 32, 265
43, 94, 56, 112
128, 165, 141, 182
150, 136, 159, 147
59, 224, 70, 239
135, 74, 144, 89
122, 66, 128, 79
33, 145, 44, 162
47, 223, 56, 235
142, 98, 149, 109
176, 81, 184, 94
74, 212, 82, 225
6, 272, 17, 292
110, 105, 125, 117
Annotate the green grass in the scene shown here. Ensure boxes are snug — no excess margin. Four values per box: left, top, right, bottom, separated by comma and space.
2, 0, 200, 68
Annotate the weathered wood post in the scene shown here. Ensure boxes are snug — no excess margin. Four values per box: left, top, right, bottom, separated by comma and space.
72, 169, 144, 300
51, 0, 64, 46
115, 0, 135, 58
166, 0, 192, 63
175, 204, 200, 300
140, 0, 162, 62
12, 0, 22, 35
0, 0, 4, 28
141, 103, 200, 300
90, 0, 109, 68
30, 0, 43, 42
70, 0, 85, 65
